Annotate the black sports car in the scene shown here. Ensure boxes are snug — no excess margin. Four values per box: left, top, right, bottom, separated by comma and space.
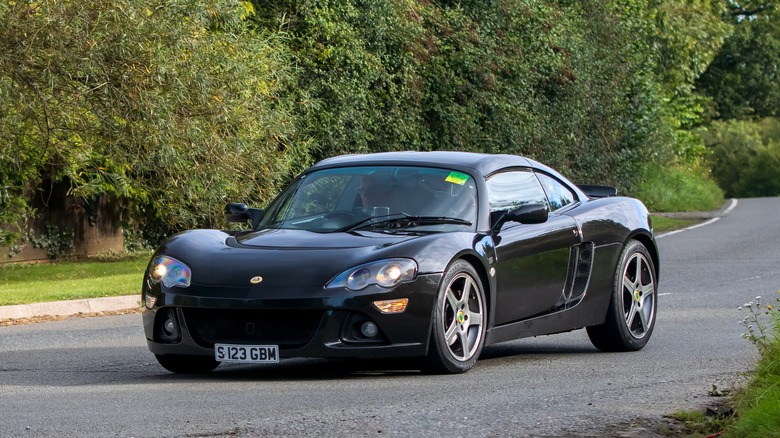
142, 151, 659, 374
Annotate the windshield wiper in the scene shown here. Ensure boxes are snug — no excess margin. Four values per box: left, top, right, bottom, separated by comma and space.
335, 214, 472, 233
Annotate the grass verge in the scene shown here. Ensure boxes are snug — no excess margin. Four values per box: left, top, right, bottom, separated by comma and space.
651, 215, 702, 233
727, 316, 780, 437
0, 253, 150, 305
666, 293, 780, 437
635, 164, 724, 212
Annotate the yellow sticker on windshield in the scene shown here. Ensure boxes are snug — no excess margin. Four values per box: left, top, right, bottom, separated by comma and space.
445, 172, 469, 185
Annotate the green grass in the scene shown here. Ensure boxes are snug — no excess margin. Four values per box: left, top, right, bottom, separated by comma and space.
0, 254, 150, 305
668, 304, 780, 438
651, 215, 702, 233
635, 164, 724, 212
727, 320, 780, 437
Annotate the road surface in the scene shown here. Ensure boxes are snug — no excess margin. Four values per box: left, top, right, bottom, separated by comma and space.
1, 197, 778, 437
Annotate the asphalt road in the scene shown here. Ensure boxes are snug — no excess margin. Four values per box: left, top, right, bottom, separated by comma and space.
2, 197, 779, 437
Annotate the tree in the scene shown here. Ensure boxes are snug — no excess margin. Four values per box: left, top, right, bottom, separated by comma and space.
0, 0, 307, 247
648, 0, 732, 161
696, 2, 780, 119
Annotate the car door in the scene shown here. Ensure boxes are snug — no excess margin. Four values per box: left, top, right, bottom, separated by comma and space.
488, 170, 581, 325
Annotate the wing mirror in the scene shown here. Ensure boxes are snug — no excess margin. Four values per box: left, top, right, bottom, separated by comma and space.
490, 202, 549, 233
225, 203, 264, 228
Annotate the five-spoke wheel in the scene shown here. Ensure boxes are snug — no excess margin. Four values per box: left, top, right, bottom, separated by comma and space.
425, 260, 486, 373
587, 240, 657, 351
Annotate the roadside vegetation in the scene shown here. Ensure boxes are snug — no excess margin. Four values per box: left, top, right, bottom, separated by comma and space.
2, 0, 778, 254
0, 254, 149, 306
650, 216, 703, 233
636, 165, 724, 212
668, 292, 780, 437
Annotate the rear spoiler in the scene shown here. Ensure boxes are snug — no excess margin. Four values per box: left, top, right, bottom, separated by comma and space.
578, 184, 618, 198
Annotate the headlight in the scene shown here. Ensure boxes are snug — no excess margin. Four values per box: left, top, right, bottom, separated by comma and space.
149, 256, 191, 288
326, 259, 417, 290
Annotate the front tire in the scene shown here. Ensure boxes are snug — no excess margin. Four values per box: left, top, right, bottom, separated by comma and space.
424, 260, 486, 374
155, 354, 220, 374
587, 240, 657, 351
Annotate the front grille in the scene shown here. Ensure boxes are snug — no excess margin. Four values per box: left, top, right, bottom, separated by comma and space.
183, 308, 324, 349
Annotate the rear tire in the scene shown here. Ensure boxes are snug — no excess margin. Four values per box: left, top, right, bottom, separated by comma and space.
154, 354, 220, 374
587, 240, 657, 351
424, 260, 486, 374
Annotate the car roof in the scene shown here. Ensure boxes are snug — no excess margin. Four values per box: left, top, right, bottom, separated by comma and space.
310, 151, 534, 177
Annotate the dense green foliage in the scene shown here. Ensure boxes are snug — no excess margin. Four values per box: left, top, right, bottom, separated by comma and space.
697, 2, 780, 120
0, 0, 308, 245
704, 118, 780, 198
635, 163, 724, 212
3, 0, 779, 249
254, 0, 672, 187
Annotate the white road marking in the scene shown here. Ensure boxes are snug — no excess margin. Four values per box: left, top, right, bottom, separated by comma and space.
656, 199, 738, 239
723, 198, 739, 215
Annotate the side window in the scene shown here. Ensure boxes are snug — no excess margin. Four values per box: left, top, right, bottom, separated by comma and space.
537, 173, 576, 212
486, 171, 548, 212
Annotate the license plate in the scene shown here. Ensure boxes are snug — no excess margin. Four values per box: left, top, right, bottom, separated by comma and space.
214, 344, 279, 363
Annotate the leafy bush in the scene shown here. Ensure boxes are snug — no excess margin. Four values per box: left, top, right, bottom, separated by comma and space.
0, 0, 308, 245
1, 0, 736, 246
634, 163, 724, 212
704, 118, 780, 198
255, 0, 675, 189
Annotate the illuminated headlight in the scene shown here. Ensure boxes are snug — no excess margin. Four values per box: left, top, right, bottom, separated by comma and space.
149, 256, 191, 288
326, 259, 417, 290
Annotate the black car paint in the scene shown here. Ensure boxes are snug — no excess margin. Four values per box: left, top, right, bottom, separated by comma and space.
143, 151, 658, 363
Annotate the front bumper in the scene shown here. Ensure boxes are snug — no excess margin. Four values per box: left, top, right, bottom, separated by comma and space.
143, 273, 442, 360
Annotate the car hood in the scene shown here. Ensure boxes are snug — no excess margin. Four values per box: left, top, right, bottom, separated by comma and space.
233, 228, 417, 249
156, 228, 424, 289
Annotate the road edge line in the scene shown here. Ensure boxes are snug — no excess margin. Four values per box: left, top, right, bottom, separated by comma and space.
656, 199, 737, 239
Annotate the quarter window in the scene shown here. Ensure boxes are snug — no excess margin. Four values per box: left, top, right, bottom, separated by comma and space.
486, 171, 548, 212
537, 173, 576, 211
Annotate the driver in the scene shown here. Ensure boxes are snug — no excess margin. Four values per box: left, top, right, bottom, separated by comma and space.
357, 173, 407, 216
358, 174, 389, 208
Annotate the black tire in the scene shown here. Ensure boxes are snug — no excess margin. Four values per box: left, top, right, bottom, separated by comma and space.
424, 260, 487, 374
587, 240, 657, 352
155, 354, 220, 374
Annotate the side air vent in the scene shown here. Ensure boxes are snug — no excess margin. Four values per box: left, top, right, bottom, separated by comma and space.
568, 242, 594, 304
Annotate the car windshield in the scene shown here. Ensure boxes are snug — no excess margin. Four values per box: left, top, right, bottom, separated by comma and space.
259, 166, 478, 233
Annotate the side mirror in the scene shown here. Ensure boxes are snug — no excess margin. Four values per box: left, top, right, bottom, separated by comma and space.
225, 203, 264, 228
490, 202, 549, 233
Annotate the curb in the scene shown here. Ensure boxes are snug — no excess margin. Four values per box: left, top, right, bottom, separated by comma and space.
0, 295, 140, 320
653, 198, 738, 220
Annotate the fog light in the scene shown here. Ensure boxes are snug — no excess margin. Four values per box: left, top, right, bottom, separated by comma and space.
144, 294, 157, 309
373, 298, 409, 314
360, 321, 378, 338
156, 309, 181, 343
163, 318, 176, 336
